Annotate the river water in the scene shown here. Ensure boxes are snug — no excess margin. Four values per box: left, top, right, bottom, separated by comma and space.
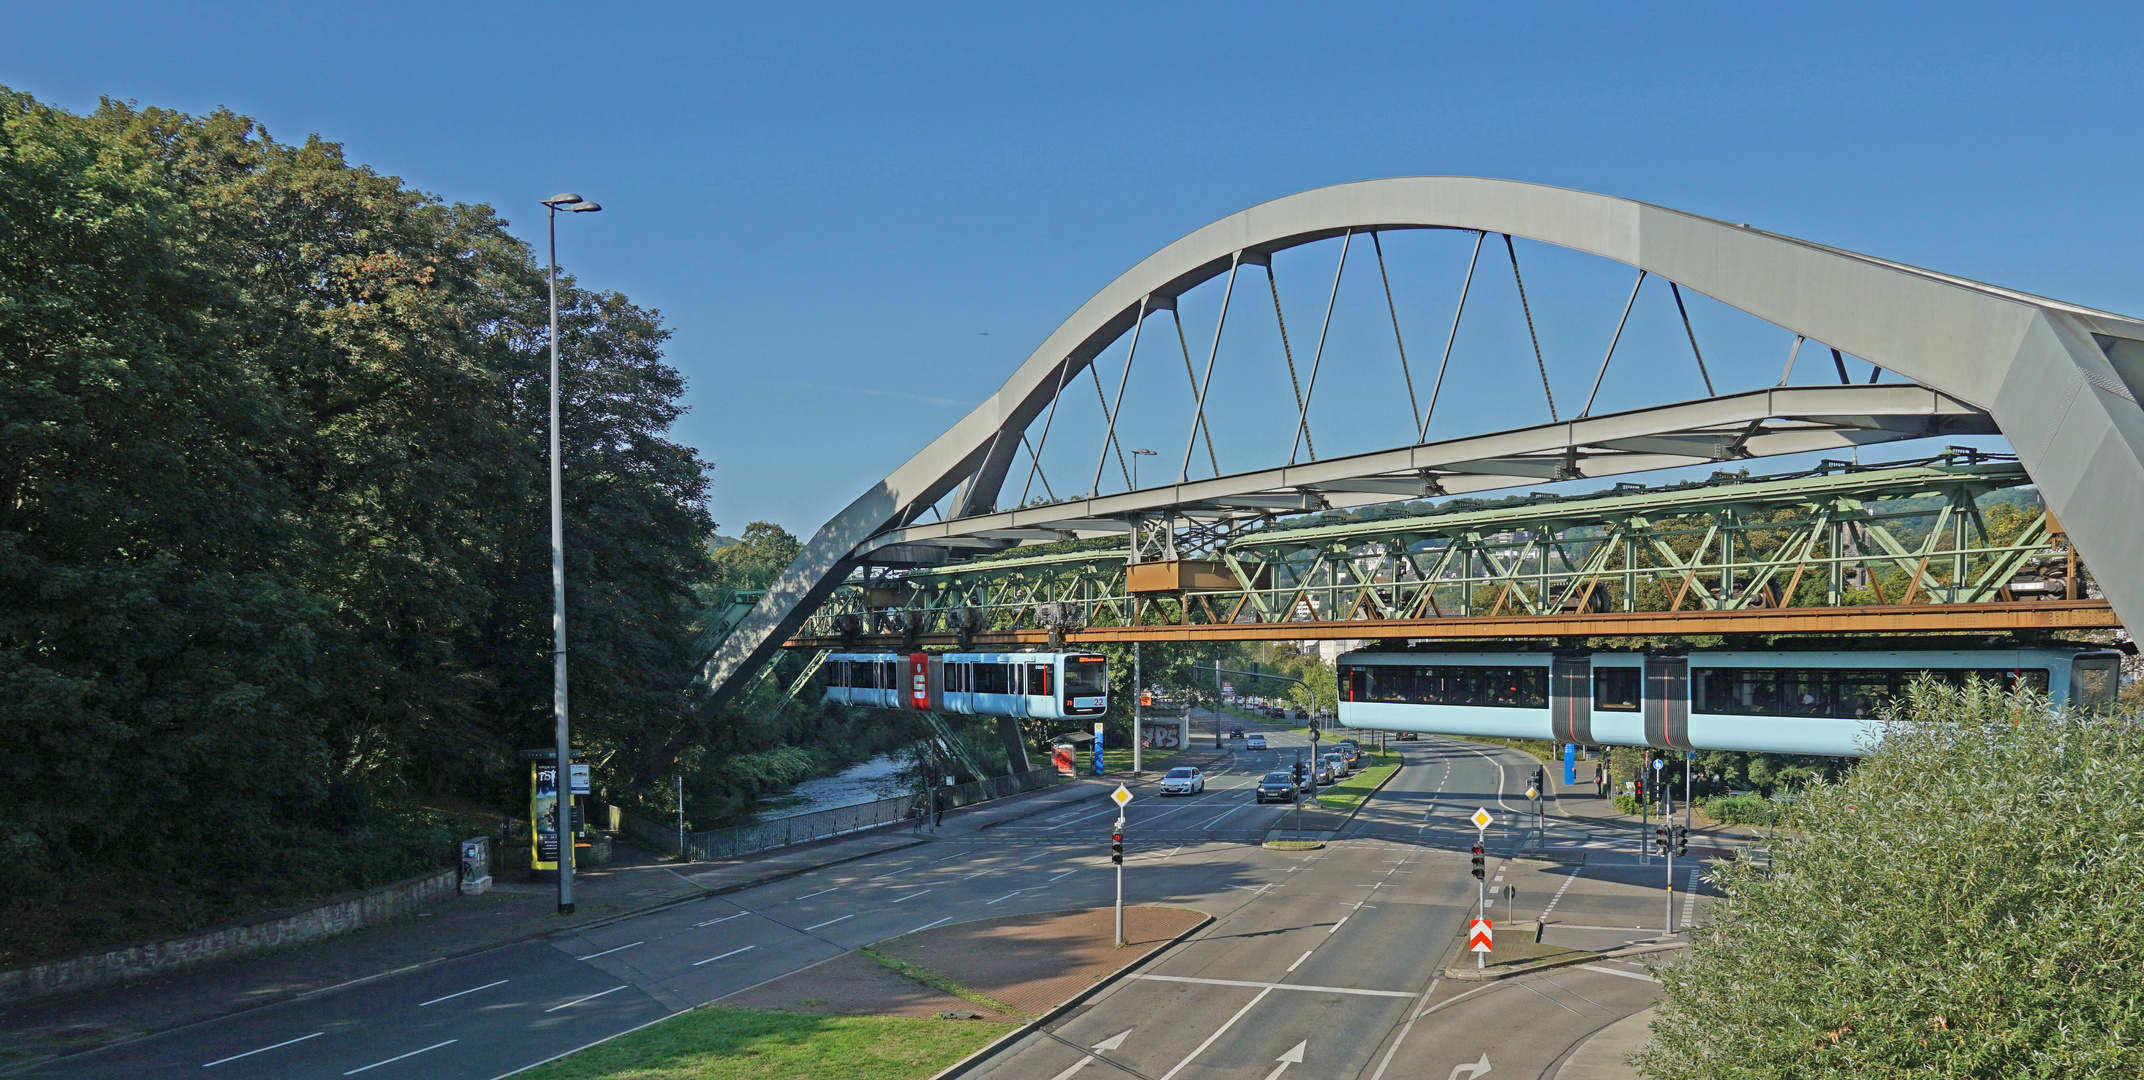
754, 754, 908, 816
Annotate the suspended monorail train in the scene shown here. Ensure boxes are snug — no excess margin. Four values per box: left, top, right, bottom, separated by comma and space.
822, 651, 1109, 720
1337, 642, 2122, 757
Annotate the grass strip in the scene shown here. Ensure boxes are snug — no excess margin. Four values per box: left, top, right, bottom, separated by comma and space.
516, 1006, 1013, 1080
1311, 750, 1401, 813
1100, 745, 1181, 773
855, 947, 1032, 1020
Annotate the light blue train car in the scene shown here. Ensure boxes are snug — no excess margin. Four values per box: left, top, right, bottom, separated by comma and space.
1337, 644, 2121, 756
822, 651, 1109, 721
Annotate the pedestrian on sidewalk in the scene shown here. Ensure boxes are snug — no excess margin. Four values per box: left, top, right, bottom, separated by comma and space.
1593, 762, 1607, 798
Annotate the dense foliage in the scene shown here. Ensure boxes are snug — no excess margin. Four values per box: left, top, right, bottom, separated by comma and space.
0, 89, 723, 954
1637, 683, 2144, 1078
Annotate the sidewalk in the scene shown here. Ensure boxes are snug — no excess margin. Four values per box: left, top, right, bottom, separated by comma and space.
0, 773, 1123, 1070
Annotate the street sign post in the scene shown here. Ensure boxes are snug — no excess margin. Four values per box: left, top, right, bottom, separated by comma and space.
1470, 808, 1492, 968
1468, 918, 1493, 954
1111, 784, 1132, 945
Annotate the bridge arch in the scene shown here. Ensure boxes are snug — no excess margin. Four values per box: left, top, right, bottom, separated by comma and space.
703, 176, 2144, 707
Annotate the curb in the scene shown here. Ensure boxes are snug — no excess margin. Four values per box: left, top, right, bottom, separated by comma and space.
1442, 937, 1687, 982
923, 911, 1217, 1080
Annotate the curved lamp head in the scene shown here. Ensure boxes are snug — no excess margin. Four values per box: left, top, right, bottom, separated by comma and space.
561, 201, 601, 213
542, 192, 584, 207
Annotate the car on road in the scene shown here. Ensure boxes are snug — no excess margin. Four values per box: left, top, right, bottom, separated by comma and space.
1322, 751, 1351, 779
1312, 762, 1335, 785
1397, 731, 1418, 741
1246, 733, 1267, 750
1335, 741, 1366, 769
1292, 707, 1308, 720
1158, 766, 1206, 795
1229, 726, 1246, 739
1254, 771, 1298, 803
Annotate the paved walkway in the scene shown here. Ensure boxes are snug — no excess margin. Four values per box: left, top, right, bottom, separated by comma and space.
0, 773, 1127, 1069
1555, 1006, 1654, 1079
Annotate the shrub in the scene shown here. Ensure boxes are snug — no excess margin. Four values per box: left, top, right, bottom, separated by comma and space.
1696, 793, 1776, 826
1634, 682, 2144, 1078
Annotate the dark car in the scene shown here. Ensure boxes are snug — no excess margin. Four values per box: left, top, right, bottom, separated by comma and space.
1397, 731, 1419, 741
1255, 771, 1299, 803
1229, 726, 1246, 739
1313, 762, 1335, 786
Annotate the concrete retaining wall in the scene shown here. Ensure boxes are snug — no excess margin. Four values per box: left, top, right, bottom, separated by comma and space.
0, 866, 458, 1005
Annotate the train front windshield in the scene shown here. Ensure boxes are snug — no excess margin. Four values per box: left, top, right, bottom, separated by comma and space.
1063, 655, 1109, 714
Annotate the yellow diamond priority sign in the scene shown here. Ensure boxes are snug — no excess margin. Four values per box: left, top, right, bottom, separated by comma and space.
1470, 807, 1493, 830
1111, 784, 1133, 808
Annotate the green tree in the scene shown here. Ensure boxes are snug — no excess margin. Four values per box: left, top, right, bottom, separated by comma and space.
1636, 682, 2144, 1078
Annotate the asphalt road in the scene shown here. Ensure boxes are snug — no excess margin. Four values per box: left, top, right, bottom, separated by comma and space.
35, 723, 1691, 1080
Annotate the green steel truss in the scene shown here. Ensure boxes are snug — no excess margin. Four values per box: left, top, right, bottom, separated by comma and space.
793, 455, 2070, 639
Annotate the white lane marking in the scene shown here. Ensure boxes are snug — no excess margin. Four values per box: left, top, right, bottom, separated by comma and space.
929, 850, 973, 863
343, 1039, 457, 1074
910, 916, 954, 934
805, 913, 854, 930
1580, 964, 1661, 983
544, 985, 629, 1012
575, 941, 643, 961
203, 1031, 322, 1067
418, 979, 508, 1007
891, 889, 932, 903
693, 945, 756, 966
1136, 973, 1416, 997
1157, 986, 1272, 1080
1328, 916, 1349, 934
792, 887, 840, 901
1539, 869, 1581, 919
1366, 978, 1440, 1080
694, 912, 748, 927
871, 865, 913, 879
984, 890, 1024, 905
1047, 869, 1078, 881
1286, 950, 1313, 973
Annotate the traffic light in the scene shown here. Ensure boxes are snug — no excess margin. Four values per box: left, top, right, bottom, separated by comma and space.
1673, 825, 1689, 857
1290, 760, 1305, 785
1530, 767, 1545, 794
1655, 825, 1670, 854
1111, 832, 1124, 865
1633, 777, 1645, 804
1470, 844, 1486, 880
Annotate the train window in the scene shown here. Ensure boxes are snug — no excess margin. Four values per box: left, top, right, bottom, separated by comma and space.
1064, 657, 1107, 696
1354, 664, 1546, 709
1027, 664, 1052, 695
974, 663, 1011, 695
831, 660, 849, 688
1694, 667, 2054, 719
1593, 667, 1640, 711
2072, 656, 2119, 706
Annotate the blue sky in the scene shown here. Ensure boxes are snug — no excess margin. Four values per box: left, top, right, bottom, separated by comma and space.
8, 2, 2141, 534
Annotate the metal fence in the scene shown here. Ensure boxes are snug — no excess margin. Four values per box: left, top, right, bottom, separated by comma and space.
617, 768, 1062, 862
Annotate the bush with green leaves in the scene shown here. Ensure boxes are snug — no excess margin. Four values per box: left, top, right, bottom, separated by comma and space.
1696, 793, 1777, 826
1636, 680, 2144, 1078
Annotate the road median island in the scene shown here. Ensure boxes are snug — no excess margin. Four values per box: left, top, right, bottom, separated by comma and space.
1263, 749, 1403, 844
513, 905, 1209, 1080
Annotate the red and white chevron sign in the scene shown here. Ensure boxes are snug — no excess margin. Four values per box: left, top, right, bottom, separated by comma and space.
1468, 919, 1493, 953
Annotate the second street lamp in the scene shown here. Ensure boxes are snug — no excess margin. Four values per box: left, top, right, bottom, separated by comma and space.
542, 192, 600, 915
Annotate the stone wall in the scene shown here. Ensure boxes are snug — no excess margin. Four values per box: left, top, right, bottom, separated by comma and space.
0, 866, 458, 1005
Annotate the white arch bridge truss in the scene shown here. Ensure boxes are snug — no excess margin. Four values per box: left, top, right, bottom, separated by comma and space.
700, 177, 2144, 708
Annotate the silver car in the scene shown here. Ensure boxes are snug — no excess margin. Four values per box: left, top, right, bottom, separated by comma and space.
1159, 766, 1206, 795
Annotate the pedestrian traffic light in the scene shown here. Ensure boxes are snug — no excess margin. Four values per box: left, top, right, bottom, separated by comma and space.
1633, 777, 1645, 804
1673, 825, 1689, 857
1111, 832, 1124, 865
1470, 844, 1485, 880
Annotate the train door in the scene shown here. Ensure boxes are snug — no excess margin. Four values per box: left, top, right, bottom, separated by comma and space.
1550, 656, 1592, 744
1643, 655, 1691, 751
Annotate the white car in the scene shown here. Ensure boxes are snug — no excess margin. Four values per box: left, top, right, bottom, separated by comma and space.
1159, 766, 1206, 795
1246, 733, 1268, 750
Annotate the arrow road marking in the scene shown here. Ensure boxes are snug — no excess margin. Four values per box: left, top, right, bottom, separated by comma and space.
1047, 1028, 1134, 1080
1447, 1052, 1493, 1080
1263, 1040, 1307, 1080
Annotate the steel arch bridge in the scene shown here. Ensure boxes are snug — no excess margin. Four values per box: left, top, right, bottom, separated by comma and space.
700, 177, 2144, 709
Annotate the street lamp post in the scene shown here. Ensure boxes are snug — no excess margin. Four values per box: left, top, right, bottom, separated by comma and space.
542, 192, 600, 915
1130, 448, 1156, 490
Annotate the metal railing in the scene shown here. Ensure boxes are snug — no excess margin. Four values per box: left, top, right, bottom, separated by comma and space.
618, 768, 1061, 862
